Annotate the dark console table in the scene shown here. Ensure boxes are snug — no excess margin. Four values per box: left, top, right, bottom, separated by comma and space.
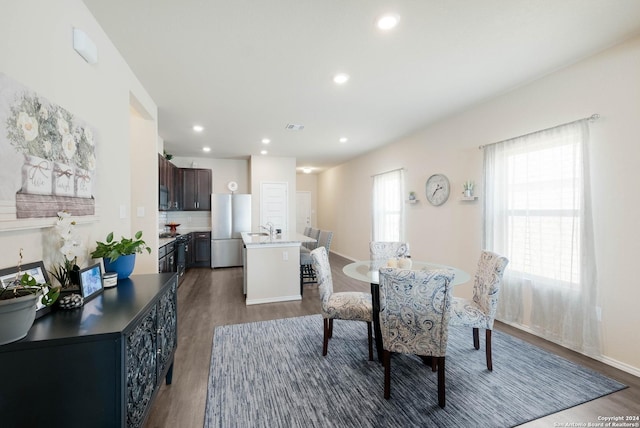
0, 273, 178, 428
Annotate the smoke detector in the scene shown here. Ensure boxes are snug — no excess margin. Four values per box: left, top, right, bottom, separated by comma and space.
285, 123, 304, 131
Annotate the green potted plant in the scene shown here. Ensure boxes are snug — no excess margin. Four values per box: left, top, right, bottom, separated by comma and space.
463, 180, 475, 197
90, 231, 151, 279
0, 249, 60, 345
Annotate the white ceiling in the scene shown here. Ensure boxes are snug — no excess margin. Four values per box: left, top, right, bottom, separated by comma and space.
83, 0, 640, 172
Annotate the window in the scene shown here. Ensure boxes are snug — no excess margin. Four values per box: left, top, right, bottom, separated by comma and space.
372, 169, 404, 241
505, 139, 582, 287
484, 119, 600, 356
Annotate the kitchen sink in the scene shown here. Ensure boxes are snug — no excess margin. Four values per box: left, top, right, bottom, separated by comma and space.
246, 232, 269, 236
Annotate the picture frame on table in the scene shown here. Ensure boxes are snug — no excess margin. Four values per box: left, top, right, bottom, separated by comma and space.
79, 263, 103, 302
0, 261, 52, 319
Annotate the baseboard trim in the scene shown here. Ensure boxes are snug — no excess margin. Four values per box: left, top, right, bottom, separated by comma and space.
498, 320, 640, 378
246, 295, 301, 306
329, 250, 356, 262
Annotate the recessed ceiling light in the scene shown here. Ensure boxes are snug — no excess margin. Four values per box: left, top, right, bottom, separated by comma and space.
339, 137, 348, 143
333, 73, 350, 85
302, 167, 312, 174
261, 150, 268, 155
377, 14, 400, 31
261, 138, 270, 144
193, 125, 204, 132
202, 146, 211, 152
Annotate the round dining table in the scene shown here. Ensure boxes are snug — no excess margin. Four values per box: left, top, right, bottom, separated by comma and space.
342, 260, 470, 362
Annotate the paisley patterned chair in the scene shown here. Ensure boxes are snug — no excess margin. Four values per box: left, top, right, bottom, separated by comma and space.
310, 247, 373, 360
450, 250, 509, 371
369, 241, 411, 270
379, 267, 455, 407
300, 230, 334, 295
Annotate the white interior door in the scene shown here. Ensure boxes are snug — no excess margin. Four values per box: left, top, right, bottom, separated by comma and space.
296, 191, 311, 233
260, 182, 288, 232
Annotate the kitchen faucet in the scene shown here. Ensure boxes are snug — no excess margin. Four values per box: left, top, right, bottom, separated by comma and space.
260, 222, 275, 237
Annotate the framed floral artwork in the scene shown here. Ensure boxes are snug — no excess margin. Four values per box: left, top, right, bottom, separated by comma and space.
0, 73, 98, 229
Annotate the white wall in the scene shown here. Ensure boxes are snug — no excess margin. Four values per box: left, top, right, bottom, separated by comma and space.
171, 156, 250, 195
130, 113, 158, 275
318, 35, 640, 374
0, 1, 158, 273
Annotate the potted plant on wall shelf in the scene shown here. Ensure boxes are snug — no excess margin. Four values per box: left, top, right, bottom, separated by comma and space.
90, 231, 151, 280
0, 249, 60, 345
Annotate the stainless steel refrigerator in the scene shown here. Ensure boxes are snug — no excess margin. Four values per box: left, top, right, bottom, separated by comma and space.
211, 194, 251, 268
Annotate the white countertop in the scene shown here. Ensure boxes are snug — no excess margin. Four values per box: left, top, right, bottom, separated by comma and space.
241, 232, 316, 247
158, 230, 209, 249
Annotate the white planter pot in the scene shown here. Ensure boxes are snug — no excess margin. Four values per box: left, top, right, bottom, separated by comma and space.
0, 292, 39, 345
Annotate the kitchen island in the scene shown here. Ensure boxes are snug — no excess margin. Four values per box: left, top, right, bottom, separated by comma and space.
242, 231, 316, 305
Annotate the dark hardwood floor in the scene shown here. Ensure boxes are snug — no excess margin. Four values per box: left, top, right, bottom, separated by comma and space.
144, 253, 640, 428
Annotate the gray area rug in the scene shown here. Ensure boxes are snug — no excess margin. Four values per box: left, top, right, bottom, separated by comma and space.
204, 315, 625, 428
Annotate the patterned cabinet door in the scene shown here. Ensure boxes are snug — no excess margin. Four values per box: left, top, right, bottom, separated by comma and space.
125, 305, 157, 428
157, 281, 177, 379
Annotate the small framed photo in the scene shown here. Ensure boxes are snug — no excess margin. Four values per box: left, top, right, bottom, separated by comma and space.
79, 263, 103, 302
0, 261, 52, 319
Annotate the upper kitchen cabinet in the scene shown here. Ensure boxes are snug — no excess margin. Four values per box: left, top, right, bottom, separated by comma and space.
159, 154, 179, 211
182, 168, 212, 211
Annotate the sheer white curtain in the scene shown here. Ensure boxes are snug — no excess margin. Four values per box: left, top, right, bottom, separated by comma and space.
372, 169, 405, 242
484, 120, 600, 357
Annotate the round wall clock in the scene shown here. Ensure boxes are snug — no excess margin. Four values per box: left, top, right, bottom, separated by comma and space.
425, 174, 450, 206
227, 181, 238, 192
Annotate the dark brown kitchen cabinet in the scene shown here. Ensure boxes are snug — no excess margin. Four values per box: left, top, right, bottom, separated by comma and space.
182, 168, 211, 211
193, 231, 211, 267
158, 241, 176, 273
158, 154, 179, 210
0, 274, 178, 428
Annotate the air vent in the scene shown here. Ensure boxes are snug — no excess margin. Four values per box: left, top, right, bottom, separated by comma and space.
285, 123, 304, 131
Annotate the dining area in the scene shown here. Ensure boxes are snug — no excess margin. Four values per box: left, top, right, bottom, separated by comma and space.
307, 241, 508, 408
200, 242, 629, 428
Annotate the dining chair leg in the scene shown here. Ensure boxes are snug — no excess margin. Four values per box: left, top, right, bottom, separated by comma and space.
383, 350, 391, 399
367, 322, 373, 361
486, 329, 493, 371
371, 283, 384, 363
473, 327, 480, 350
300, 266, 304, 296
437, 356, 446, 408
322, 318, 329, 356
431, 357, 437, 372
328, 318, 334, 338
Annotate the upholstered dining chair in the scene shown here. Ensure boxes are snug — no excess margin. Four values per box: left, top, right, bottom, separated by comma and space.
450, 250, 509, 371
310, 247, 373, 360
304, 227, 320, 251
369, 241, 411, 270
368, 241, 411, 360
300, 230, 334, 295
301, 227, 313, 254
378, 267, 455, 407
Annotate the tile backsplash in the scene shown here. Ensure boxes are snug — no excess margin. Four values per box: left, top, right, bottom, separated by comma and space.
158, 211, 211, 235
